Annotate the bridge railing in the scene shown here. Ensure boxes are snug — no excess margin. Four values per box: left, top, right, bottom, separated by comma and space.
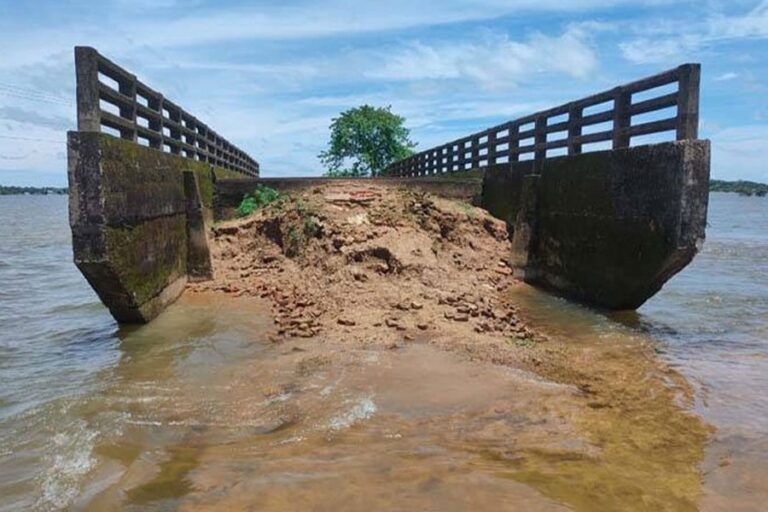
74, 46, 259, 177
385, 64, 700, 177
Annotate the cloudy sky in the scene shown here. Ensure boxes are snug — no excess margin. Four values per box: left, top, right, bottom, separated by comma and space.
0, 0, 767, 185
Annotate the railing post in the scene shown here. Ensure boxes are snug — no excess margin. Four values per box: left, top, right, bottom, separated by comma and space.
169, 105, 182, 155
429, 149, 437, 175
118, 74, 138, 142
612, 87, 631, 149
75, 47, 101, 132
438, 146, 450, 174
471, 136, 480, 169
148, 95, 164, 149
676, 63, 700, 140
509, 124, 519, 163
440, 146, 447, 174
568, 107, 582, 155
487, 131, 497, 166
534, 116, 546, 162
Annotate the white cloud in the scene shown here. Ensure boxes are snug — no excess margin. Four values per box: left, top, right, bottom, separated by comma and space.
619, 1, 768, 64
368, 27, 599, 88
714, 71, 739, 81
109, 1, 671, 48
619, 35, 702, 64
1, 0, 766, 183
0, 1, 671, 71
710, 124, 768, 182
708, 0, 768, 41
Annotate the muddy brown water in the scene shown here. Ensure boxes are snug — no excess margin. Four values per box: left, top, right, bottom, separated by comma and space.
8, 293, 701, 511
1, 193, 767, 511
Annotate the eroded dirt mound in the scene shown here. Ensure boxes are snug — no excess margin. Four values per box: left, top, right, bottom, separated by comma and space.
188, 183, 543, 369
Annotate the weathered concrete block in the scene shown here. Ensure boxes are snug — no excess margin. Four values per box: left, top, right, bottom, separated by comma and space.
68, 132, 218, 323
183, 171, 213, 281
482, 140, 710, 310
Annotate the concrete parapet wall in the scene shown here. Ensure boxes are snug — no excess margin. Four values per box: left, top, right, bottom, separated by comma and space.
482, 140, 710, 309
214, 175, 484, 221
68, 132, 221, 323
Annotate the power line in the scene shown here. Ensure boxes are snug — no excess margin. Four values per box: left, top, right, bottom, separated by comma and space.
0, 83, 71, 102
0, 135, 65, 144
0, 83, 74, 107
0, 91, 73, 107
0, 90, 73, 107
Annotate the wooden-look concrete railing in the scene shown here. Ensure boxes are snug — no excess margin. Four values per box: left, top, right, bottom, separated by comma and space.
385, 64, 700, 177
74, 46, 259, 177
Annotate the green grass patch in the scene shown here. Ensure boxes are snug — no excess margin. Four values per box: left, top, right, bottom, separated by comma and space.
236, 185, 282, 217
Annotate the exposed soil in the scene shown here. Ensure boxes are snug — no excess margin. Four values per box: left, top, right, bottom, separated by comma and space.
189, 182, 547, 371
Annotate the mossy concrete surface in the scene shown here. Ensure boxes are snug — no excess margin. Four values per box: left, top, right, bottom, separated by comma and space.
481, 140, 710, 309
68, 132, 225, 323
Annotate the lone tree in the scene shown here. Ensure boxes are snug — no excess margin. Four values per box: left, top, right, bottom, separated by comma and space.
319, 105, 416, 177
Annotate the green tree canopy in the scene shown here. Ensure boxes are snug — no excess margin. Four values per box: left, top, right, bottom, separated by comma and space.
319, 105, 416, 177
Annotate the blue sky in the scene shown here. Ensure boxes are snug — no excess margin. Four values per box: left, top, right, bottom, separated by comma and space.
0, 0, 766, 186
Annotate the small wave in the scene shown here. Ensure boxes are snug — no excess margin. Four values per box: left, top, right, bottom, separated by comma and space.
328, 395, 377, 430
35, 419, 98, 511
275, 435, 306, 446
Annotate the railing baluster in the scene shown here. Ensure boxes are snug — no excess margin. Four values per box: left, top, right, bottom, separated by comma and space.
74, 46, 258, 176
676, 64, 700, 140
117, 75, 137, 142
509, 124, 519, 163
385, 63, 700, 176
75, 47, 101, 133
534, 117, 547, 162
471, 136, 480, 169
612, 87, 631, 149
568, 107, 582, 155
487, 131, 497, 165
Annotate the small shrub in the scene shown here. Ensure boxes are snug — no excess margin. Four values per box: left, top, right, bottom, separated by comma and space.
284, 226, 302, 257
303, 216, 319, 238
236, 185, 281, 217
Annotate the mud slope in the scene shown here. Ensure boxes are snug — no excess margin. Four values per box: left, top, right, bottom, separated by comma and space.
191, 182, 543, 369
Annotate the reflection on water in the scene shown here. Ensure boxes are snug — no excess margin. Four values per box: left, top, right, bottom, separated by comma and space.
0, 193, 766, 511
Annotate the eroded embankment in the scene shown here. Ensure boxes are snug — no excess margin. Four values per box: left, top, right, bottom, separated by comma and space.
188, 182, 711, 511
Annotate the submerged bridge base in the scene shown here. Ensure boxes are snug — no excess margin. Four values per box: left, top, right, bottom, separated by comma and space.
482, 139, 710, 309
67, 132, 242, 323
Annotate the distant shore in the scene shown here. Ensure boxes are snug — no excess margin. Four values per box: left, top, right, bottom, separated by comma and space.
0, 185, 67, 196
710, 179, 767, 197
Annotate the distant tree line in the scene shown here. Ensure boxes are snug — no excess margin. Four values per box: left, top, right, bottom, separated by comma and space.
710, 180, 767, 197
0, 185, 67, 195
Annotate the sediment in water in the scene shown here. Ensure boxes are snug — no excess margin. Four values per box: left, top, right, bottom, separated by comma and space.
186, 182, 711, 511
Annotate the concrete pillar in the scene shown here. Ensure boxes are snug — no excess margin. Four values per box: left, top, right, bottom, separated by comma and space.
183, 170, 213, 281
75, 47, 101, 132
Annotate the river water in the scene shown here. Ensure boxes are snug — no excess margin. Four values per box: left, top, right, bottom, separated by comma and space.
0, 192, 765, 511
